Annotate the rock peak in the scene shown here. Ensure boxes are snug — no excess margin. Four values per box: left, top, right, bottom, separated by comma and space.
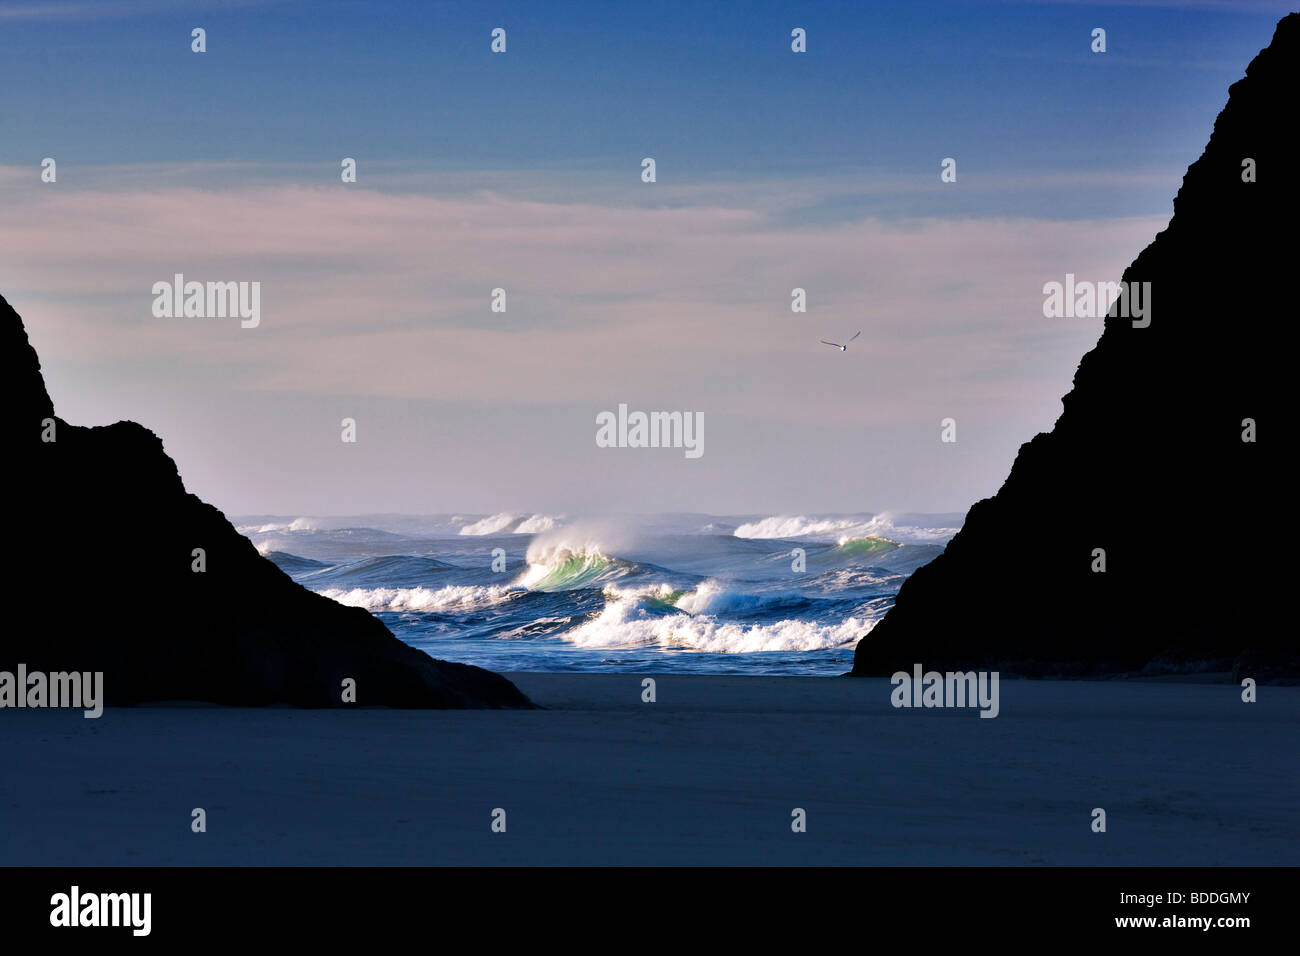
853, 14, 1295, 681
2, 294, 531, 708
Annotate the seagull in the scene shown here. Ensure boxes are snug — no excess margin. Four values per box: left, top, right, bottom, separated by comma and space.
820, 331, 861, 352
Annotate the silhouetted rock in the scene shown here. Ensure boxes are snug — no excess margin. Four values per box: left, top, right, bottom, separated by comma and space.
2, 293, 533, 708
853, 15, 1295, 681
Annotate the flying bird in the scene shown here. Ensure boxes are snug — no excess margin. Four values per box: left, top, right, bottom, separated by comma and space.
820, 331, 861, 352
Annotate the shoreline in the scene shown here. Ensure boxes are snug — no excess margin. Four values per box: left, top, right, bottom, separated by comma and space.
3, 673, 1295, 866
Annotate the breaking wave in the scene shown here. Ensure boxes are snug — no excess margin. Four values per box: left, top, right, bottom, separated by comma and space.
734, 512, 958, 544
243, 510, 951, 674
320, 584, 514, 611
517, 542, 623, 591
458, 513, 563, 535
563, 583, 872, 653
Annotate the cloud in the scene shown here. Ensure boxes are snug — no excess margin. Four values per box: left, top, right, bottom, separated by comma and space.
1, 165, 1168, 431
0, 164, 1174, 512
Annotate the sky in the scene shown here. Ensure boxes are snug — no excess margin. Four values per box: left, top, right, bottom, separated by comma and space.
1, 0, 1293, 516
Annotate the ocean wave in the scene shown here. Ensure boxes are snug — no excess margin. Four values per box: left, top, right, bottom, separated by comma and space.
295, 554, 459, 589
319, 584, 514, 611
458, 513, 562, 535
804, 567, 900, 592
457, 513, 518, 535
671, 579, 809, 616
515, 514, 560, 534
517, 543, 620, 591
735, 512, 958, 545
239, 517, 319, 535
834, 535, 900, 554
734, 515, 867, 540
262, 550, 331, 573
563, 589, 872, 653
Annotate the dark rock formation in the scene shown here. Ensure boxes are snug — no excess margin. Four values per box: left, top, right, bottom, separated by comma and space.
2, 293, 533, 708
853, 15, 1295, 681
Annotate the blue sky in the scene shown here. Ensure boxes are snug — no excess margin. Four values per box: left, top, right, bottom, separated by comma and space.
3, 1, 1290, 184
0, 1, 1294, 516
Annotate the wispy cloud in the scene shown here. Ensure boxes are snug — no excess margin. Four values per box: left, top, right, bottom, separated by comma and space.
0, 163, 1172, 512
1, 165, 1166, 429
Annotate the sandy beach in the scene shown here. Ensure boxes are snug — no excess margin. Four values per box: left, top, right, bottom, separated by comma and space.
2, 674, 1295, 866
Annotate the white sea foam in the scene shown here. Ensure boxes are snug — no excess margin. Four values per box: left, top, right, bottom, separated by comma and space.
672, 579, 799, 615
458, 513, 519, 535
319, 584, 513, 611
734, 515, 866, 540
458, 513, 563, 535
563, 583, 873, 653
515, 514, 559, 534
238, 516, 319, 535
567, 602, 870, 653
734, 512, 958, 544
517, 537, 618, 590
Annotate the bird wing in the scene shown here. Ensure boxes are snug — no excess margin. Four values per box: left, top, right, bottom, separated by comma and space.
849, 330, 861, 342
820, 340, 841, 348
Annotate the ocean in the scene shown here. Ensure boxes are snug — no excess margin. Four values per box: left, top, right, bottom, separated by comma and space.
236, 512, 962, 676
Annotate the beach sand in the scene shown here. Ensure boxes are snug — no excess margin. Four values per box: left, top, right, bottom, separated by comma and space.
2, 673, 1295, 865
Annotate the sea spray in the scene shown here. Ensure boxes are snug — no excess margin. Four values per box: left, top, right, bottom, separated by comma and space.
248, 511, 951, 675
